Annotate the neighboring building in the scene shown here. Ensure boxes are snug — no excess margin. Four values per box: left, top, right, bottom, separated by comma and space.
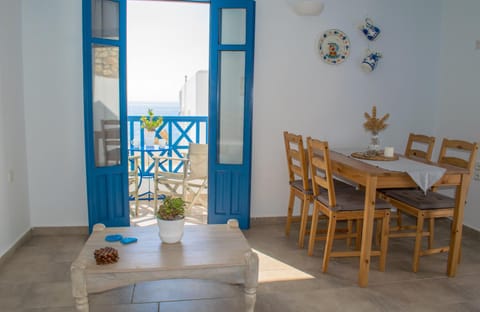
179, 70, 208, 116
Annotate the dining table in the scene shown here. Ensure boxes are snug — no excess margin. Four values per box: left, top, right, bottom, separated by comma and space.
329, 149, 471, 287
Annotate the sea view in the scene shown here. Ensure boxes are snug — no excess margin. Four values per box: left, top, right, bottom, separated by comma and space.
128, 101, 180, 116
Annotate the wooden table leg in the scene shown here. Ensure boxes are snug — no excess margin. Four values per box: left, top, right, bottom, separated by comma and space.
244, 250, 259, 312
447, 174, 470, 276
358, 175, 377, 287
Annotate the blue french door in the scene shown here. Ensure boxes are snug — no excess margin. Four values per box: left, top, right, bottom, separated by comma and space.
83, 0, 129, 231
83, 0, 255, 231
208, 0, 255, 229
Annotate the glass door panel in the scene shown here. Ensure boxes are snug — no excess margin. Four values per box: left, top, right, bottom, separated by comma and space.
220, 8, 246, 44
218, 51, 245, 164
92, 0, 119, 39
92, 44, 121, 167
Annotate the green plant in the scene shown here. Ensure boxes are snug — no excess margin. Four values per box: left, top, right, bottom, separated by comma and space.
140, 108, 163, 132
156, 196, 185, 220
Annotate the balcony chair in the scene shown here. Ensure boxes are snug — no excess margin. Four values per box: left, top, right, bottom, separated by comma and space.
128, 155, 140, 216
378, 138, 478, 272
306, 137, 391, 273
153, 143, 208, 214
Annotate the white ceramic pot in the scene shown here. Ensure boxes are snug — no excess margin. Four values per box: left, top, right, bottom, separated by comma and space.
144, 131, 156, 147
156, 218, 185, 243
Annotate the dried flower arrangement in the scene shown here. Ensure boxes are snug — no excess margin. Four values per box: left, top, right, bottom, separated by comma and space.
363, 105, 389, 135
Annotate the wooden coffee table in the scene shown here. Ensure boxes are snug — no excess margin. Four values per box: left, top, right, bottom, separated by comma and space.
71, 220, 258, 311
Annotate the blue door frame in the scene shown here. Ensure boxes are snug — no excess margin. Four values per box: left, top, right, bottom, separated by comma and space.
83, 0, 255, 231
208, 0, 255, 229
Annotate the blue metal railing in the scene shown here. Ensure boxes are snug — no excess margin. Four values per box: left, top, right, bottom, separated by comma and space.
128, 115, 208, 177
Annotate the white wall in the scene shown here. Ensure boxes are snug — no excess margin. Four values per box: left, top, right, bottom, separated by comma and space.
251, 0, 442, 217
22, 0, 87, 226
436, 0, 480, 230
0, 0, 31, 256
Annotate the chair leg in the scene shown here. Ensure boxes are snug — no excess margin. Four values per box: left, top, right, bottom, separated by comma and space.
397, 210, 403, 229
322, 214, 337, 273
428, 218, 435, 249
346, 220, 353, 248
298, 196, 310, 248
413, 213, 425, 272
355, 219, 362, 250
307, 205, 320, 256
379, 212, 390, 272
285, 189, 295, 236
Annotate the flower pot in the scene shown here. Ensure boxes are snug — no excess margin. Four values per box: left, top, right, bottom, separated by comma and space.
144, 131, 156, 147
156, 218, 184, 243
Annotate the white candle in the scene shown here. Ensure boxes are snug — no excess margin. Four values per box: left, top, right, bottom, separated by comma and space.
384, 146, 394, 158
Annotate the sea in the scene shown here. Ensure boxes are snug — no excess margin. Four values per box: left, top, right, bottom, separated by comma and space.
128, 101, 180, 116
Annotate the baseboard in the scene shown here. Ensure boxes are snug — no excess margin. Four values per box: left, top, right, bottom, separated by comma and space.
31, 226, 89, 236
0, 228, 32, 267
250, 216, 287, 226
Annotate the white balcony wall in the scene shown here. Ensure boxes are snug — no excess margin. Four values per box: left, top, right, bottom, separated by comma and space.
0, 0, 30, 257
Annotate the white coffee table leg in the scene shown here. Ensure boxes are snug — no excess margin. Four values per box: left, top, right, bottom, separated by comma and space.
244, 250, 259, 312
71, 259, 89, 312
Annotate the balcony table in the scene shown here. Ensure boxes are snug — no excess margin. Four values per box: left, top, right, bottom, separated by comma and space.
330, 150, 470, 287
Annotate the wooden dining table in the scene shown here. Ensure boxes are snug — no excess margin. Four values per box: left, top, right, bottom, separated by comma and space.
329, 150, 471, 287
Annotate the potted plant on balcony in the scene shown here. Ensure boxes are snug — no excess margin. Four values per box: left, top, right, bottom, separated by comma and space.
156, 196, 186, 243
140, 108, 163, 147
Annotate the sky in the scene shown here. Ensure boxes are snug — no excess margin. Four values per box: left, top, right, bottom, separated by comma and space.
127, 1, 209, 103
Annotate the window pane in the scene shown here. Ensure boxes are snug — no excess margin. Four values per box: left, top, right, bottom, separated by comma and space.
92, 0, 119, 40
92, 44, 121, 167
220, 9, 246, 45
218, 51, 245, 164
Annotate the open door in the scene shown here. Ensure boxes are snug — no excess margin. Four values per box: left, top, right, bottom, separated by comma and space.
83, 0, 129, 231
208, 0, 255, 229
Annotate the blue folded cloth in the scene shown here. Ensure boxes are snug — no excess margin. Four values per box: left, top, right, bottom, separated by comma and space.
121, 237, 138, 244
105, 234, 123, 242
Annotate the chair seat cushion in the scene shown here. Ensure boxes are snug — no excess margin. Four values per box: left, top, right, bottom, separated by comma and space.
316, 187, 391, 212
291, 179, 353, 195
381, 189, 454, 210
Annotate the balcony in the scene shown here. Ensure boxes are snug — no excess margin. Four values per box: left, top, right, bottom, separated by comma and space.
128, 115, 208, 226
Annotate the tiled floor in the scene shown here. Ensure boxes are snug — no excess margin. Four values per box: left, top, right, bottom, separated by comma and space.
1, 218, 480, 311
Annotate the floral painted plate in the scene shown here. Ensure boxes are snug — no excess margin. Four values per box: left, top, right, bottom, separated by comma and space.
318, 29, 350, 65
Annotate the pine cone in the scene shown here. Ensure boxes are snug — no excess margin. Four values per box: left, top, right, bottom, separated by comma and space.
94, 246, 119, 265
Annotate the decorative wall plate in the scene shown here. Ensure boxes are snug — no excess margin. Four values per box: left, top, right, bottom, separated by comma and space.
318, 29, 350, 65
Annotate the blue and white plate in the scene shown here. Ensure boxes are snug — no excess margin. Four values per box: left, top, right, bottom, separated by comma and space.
318, 29, 350, 65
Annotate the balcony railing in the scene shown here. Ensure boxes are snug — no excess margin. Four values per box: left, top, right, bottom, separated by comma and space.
128, 115, 208, 176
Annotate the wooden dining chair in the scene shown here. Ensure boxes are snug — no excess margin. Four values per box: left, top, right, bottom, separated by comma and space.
395, 133, 436, 230
283, 131, 314, 247
306, 137, 391, 272
378, 138, 478, 272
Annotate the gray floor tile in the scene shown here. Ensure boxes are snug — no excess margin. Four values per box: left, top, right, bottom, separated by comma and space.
1, 220, 480, 311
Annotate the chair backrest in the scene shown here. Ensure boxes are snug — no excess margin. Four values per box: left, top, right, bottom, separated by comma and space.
404, 133, 435, 161
437, 138, 478, 173
306, 137, 336, 206
188, 143, 208, 179
283, 131, 310, 191
101, 119, 121, 165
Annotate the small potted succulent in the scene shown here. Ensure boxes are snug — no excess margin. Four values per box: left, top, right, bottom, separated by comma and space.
156, 196, 186, 243
140, 108, 163, 147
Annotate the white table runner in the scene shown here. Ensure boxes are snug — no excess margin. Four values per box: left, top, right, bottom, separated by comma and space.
334, 148, 446, 193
